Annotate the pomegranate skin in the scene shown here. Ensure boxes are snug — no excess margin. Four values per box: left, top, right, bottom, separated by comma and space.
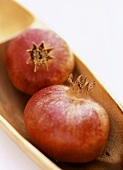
6, 28, 74, 95
24, 85, 110, 163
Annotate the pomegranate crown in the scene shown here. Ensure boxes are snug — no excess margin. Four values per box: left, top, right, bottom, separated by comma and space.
68, 73, 95, 94
26, 42, 54, 72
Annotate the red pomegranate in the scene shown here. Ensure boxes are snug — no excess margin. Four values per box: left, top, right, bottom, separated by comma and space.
24, 74, 110, 163
6, 28, 75, 95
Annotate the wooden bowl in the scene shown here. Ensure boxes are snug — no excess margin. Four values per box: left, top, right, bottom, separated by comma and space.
0, 1, 123, 170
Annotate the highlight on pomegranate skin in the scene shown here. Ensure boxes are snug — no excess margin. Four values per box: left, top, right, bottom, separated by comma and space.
6, 28, 75, 95
24, 74, 110, 163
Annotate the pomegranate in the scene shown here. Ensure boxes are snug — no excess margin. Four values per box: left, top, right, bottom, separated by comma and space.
6, 28, 74, 95
24, 74, 110, 163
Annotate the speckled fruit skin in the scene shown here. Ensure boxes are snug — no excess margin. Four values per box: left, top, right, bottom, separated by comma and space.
6, 28, 74, 95
24, 85, 110, 163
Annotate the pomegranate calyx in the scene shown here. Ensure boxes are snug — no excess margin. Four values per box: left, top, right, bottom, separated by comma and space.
68, 73, 95, 95
26, 42, 54, 72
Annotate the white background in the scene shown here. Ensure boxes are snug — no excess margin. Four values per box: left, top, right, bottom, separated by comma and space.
1, 0, 123, 170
